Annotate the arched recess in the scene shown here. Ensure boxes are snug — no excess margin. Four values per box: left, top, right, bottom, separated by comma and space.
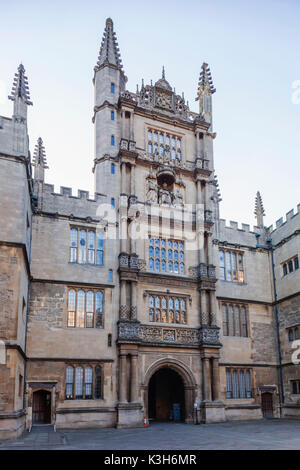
142, 358, 197, 424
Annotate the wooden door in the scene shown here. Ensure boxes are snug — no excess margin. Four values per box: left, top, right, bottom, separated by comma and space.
32, 390, 51, 424
261, 392, 273, 418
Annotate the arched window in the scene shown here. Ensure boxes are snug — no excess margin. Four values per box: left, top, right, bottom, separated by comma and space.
75, 366, 83, 398
96, 232, 104, 265
77, 290, 85, 328
79, 230, 87, 264
96, 291, 103, 328
68, 290, 76, 327
85, 367, 93, 399
88, 231, 95, 264
111, 163, 115, 174
70, 228, 78, 262
86, 291, 94, 328
66, 366, 74, 399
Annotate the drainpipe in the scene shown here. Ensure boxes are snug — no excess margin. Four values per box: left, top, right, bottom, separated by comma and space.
255, 234, 284, 416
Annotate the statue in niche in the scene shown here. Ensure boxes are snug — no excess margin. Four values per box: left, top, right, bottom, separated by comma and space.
174, 189, 184, 206
146, 167, 158, 203
158, 183, 172, 205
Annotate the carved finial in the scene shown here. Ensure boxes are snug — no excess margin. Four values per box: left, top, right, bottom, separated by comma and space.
32, 137, 48, 169
254, 191, 265, 227
196, 62, 216, 100
96, 18, 124, 73
8, 63, 32, 106
162, 65, 165, 80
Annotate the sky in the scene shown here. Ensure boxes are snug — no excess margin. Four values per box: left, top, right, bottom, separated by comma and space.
0, 0, 299, 229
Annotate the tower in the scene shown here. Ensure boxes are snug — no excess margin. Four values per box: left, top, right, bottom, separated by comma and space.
93, 18, 127, 199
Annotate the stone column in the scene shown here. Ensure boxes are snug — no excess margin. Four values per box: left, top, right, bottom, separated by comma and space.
210, 291, 216, 325
131, 281, 137, 320
121, 162, 126, 194
203, 357, 212, 401
120, 216, 127, 253
212, 358, 220, 401
130, 217, 136, 254
129, 111, 134, 141
207, 233, 213, 265
200, 290, 207, 324
130, 353, 138, 403
195, 130, 200, 158
122, 111, 126, 139
120, 280, 128, 319
119, 353, 128, 403
130, 164, 135, 196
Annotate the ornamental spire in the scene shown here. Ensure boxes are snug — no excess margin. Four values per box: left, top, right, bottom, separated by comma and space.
254, 191, 265, 227
95, 18, 124, 72
8, 64, 32, 106
32, 137, 48, 182
196, 62, 216, 100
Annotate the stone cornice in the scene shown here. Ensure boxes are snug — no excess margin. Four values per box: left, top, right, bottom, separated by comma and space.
31, 278, 115, 289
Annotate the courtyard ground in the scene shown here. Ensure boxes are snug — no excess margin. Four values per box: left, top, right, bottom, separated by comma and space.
1, 419, 300, 450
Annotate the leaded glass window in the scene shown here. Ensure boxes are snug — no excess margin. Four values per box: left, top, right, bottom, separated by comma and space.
67, 288, 104, 328
70, 228, 104, 265
148, 293, 187, 324
65, 365, 103, 400
147, 128, 183, 160
148, 237, 184, 274
219, 249, 244, 283
221, 303, 248, 338
226, 369, 253, 399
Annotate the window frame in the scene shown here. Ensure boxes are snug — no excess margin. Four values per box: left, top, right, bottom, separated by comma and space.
65, 364, 103, 400
70, 227, 104, 266
219, 248, 245, 283
67, 288, 104, 329
226, 368, 253, 399
148, 292, 188, 325
282, 255, 299, 277
221, 302, 249, 337
147, 127, 183, 161
148, 236, 185, 275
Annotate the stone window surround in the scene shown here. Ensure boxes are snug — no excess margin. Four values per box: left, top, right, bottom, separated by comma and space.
226, 368, 253, 399
287, 325, 300, 342
147, 291, 189, 325
291, 379, 300, 395
146, 126, 184, 161
219, 248, 245, 284
282, 255, 299, 277
67, 287, 104, 329
221, 301, 249, 338
148, 235, 185, 275
69, 226, 104, 266
65, 364, 103, 400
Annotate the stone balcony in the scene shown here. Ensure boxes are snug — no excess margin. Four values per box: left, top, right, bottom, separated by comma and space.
118, 321, 221, 348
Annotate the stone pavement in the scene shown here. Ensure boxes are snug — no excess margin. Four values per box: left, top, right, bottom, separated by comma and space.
1, 419, 300, 450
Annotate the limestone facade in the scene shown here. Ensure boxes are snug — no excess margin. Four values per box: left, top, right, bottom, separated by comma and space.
0, 18, 299, 438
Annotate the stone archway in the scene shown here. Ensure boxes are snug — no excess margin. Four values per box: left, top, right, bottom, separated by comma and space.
142, 358, 197, 424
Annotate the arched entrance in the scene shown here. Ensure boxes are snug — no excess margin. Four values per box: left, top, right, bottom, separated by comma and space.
32, 390, 51, 424
261, 392, 273, 418
148, 368, 185, 422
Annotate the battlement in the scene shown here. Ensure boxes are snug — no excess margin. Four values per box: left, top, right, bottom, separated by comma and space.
217, 218, 267, 248
267, 204, 300, 245
36, 183, 109, 220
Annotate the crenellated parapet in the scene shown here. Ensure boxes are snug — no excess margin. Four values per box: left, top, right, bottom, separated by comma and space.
268, 204, 300, 246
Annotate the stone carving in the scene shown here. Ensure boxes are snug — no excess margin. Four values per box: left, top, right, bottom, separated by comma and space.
158, 183, 172, 205
119, 254, 129, 269
162, 329, 176, 342
130, 306, 137, 319
173, 189, 184, 206
118, 321, 140, 340
137, 259, 147, 271
120, 305, 130, 319
117, 322, 220, 347
205, 210, 213, 223
146, 177, 158, 203
155, 90, 172, 110
199, 326, 220, 345
120, 90, 134, 101
120, 139, 129, 150
129, 254, 139, 270
207, 265, 216, 279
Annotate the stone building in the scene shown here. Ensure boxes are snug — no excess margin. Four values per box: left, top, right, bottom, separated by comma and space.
0, 18, 299, 439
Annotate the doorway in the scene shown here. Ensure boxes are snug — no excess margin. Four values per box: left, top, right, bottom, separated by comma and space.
32, 390, 51, 424
148, 367, 185, 422
261, 392, 273, 418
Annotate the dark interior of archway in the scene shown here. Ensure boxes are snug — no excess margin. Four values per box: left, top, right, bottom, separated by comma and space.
148, 367, 185, 422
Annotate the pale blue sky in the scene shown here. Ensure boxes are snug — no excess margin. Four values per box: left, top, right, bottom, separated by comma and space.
0, 0, 299, 228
